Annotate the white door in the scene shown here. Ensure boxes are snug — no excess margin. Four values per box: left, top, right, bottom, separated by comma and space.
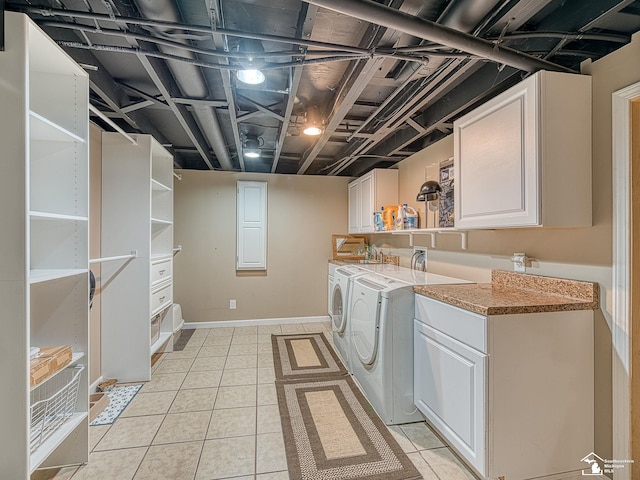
237, 181, 267, 270
350, 278, 382, 366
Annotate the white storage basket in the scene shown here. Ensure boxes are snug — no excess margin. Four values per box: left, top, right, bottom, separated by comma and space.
30, 365, 84, 451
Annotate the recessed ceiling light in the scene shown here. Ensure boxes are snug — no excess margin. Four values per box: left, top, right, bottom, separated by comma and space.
236, 69, 265, 85
303, 106, 323, 136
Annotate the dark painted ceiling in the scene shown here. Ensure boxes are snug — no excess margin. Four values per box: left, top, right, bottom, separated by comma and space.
6, 0, 640, 176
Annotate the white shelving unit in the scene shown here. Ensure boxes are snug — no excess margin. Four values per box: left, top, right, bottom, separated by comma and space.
0, 12, 89, 478
101, 133, 174, 382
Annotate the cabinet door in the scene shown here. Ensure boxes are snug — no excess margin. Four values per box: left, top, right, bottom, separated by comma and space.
454, 75, 538, 229
359, 172, 374, 232
414, 319, 487, 476
237, 181, 267, 270
348, 180, 360, 233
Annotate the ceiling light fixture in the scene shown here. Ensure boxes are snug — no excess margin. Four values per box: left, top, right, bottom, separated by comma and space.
236, 38, 266, 85
303, 106, 324, 136
243, 136, 262, 158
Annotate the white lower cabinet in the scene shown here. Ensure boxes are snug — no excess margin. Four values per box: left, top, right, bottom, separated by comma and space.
414, 295, 594, 480
414, 321, 487, 474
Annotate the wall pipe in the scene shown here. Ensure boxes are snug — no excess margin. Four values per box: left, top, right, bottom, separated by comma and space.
302, 0, 576, 74
40, 20, 428, 65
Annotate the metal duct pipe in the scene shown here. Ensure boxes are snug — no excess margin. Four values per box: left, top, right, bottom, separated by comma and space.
303, 0, 575, 73
134, 0, 233, 170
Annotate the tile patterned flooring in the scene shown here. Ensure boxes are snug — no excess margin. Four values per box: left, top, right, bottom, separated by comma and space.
32, 321, 476, 480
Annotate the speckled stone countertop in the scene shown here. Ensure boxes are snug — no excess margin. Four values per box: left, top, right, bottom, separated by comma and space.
414, 270, 599, 315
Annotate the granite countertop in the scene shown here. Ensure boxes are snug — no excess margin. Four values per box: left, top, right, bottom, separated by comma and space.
414, 270, 599, 315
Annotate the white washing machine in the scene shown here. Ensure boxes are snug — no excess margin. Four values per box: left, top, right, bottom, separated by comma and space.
328, 262, 337, 316
349, 271, 472, 425
330, 265, 368, 371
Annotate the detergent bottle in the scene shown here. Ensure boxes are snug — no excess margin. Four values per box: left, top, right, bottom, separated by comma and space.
404, 205, 419, 229
373, 209, 384, 232
395, 204, 406, 230
381, 205, 399, 231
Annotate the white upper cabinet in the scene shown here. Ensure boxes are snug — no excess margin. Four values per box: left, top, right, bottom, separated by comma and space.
454, 71, 592, 229
348, 169, 398, 233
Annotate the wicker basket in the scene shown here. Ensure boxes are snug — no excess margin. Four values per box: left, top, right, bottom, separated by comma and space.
30, 365, 84, 452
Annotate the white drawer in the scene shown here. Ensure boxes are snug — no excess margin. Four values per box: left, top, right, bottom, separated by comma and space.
415, 294, 487, 353
151, 258, 172, 285
151, 281, 172, 315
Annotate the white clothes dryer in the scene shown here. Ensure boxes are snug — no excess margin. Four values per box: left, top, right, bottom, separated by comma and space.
330, 265, 368, 371
349, 271, 472, 425
349, 273, 422, 425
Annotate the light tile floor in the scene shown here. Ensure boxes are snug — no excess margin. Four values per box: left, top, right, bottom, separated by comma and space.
32, 320, 476, 480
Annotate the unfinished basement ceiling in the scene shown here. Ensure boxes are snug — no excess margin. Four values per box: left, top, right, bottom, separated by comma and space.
6, 0, 640, 176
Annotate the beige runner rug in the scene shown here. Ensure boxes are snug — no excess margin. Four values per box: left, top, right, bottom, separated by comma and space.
272, 334, 422, 480
272, 333, 347, 380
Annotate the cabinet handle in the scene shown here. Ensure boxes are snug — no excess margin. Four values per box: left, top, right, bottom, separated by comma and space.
159, 270, 165, 275
159, 296, 165, 302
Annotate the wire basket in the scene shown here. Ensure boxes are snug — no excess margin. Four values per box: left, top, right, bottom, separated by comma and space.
30, 365, 84, 452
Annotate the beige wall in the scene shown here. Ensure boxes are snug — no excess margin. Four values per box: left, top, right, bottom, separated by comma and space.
366, 32, 640, 460
89, 123, 102, 385
173, 170, 351, 323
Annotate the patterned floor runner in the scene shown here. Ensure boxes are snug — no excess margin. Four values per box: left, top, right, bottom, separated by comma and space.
90, 384, 143, 426
272, 334, 421, 480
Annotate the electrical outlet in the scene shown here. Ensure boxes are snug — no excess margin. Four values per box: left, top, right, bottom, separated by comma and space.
230, 299, 236, 310
511, 253, 527, 273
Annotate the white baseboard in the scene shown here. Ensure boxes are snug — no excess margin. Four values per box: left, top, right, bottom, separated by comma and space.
89, 376, 104, 393
184, 315, 331, 330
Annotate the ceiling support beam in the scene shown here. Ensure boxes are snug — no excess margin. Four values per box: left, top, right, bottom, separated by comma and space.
303, 0, 574, 74
137, 53, 217, 170
236, 95, 285, 122
121, 100, 155, 114
207, 1, 245, 171
272, 3, 317, 173
171, 97, 228, 108
329, 59, 472, 174
297, 0, 418, 174
296, 56, 385, 174
116, 81, 169, 110
272, 65, 304, 173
